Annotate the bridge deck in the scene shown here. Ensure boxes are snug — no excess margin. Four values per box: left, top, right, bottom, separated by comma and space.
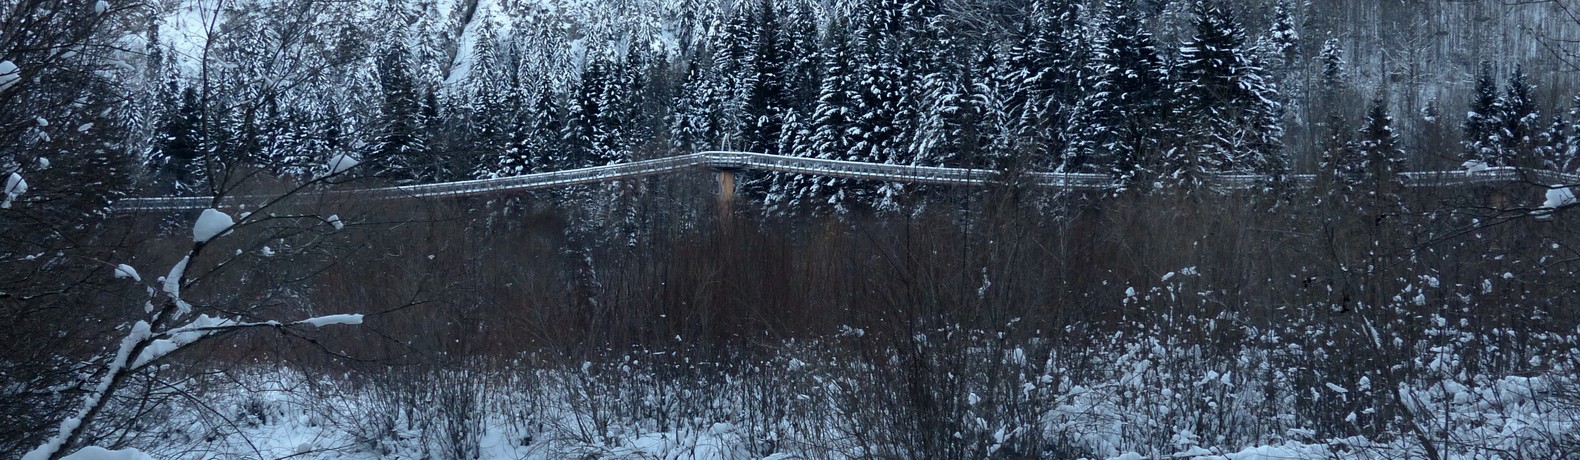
113, 151, 1580, 212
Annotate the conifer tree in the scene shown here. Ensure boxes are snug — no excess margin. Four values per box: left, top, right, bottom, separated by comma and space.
1355, 93, 1406, 212
1170, 1, 1284, 188
564, 58, 627, 167
671, 53, 726, 154
801, 19, 859, 214
1498, 65, 1542, 169
372, 42, 428, 184
158, 85, 204, 195
1005, 0, 1087, 171
1078, 0, 1171, 188
1462, 61, 1501, 166
1540, 114, 1568, 172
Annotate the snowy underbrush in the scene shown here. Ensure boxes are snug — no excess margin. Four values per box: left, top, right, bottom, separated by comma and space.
105, 318, 1580, 460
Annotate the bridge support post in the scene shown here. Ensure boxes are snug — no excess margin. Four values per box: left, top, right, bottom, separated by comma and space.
717, 170, 736, 225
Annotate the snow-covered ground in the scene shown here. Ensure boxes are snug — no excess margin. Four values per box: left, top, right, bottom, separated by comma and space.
74, 325, 1580, 460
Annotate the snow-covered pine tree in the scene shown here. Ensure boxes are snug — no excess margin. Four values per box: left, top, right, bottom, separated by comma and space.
781, 3, 821, 116
1077, 0, 1171, 189
671, 53, 726, 155
914, 37, 1002, 172
1314, 37, 1356, 194
1540, 114, 1568, 172
496, 87, 562, 178
851, 0, 922, 211
713, 10, 757, 146
461, 21, 512, 179
802, 18, 859, 214
156, 85, 204, 195
564, 57, 627, 167
739, 0, 788, 198
1004, 0, 1087, 171
1268, 0, 1300, 70
742, 0, 785, 156
1498, 65, 1542, 169
371, 42, 428, 185
1462, 61, 1501, 167
1565, 95, 1580, 173
1355, 92, 1406, 213
1169, 1, 1284, 188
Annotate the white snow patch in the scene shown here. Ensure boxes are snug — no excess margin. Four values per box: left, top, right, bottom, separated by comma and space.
0, 60, 19, 91
4, 172, 27, 208
58, 446, 153, 460
327, 153, 359, 175
1537, 187, 1576, 220
193, 208, 233, 243
1463, 160, 1489, 172
297, 314, 363, 328
113, 264, 140, 282
93, 0, 109, 14
326, 214, 343, 230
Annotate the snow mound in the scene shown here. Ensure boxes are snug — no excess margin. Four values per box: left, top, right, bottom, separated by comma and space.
193, 208, 233, 243
58, 447, 153, 460
327, 153, 359, 175
0, 60, 18, 91
1535, 187, 1576, 220
1543, 187, 1576, 210
4, 172, 27, 208
298, 314, 362, 327
112, 264, 140, 282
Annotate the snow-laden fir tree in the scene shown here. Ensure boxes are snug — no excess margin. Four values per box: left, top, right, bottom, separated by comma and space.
781, 3, 821, 115
1498, 65, 1542, 169
1315, 38, 1357, 195
461, 21, 512, 179
739, 0, 789, 199
851, 0, 923, 211
564, 57, 628, 167
1539, 114, 1568, 172
712, 10, 756, 145
371, 42, 429, 184
1462, 61, 1501, 167
741, 0, 786, 156
1076, 0, 1171, 189
800, 18, 859, 214
1004, 0, 1088, 171
1564, 95, 1580, 173
1268, 0, 1300, 70
1354, 92, 1406, 214
494, 87, 563, 177
671, 53, 726, 155
156, 85, 204, 195
914, 39, 1004, 172
1169, 1, 1285, 188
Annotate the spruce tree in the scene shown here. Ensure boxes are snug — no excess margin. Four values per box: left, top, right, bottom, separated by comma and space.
1005, 0, 1087, 171
1078, 0, 1171, 188
1355, 93, 1406, 212
1540, 115, 1568, 172
1170, 1, 1284, 188
671, 53, 726, 155
1499, 65, 1542, 169
802, 19, 859, 214
372, 42, 427, 184
741, 0, 786, 155
1462, 61, 1501, 166
158, 86, 203, 195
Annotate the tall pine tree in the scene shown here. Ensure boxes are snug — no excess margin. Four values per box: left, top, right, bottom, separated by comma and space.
1169, 1, 1284, 188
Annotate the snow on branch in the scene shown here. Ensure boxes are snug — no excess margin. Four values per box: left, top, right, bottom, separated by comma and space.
1534, 186, 1577, 220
